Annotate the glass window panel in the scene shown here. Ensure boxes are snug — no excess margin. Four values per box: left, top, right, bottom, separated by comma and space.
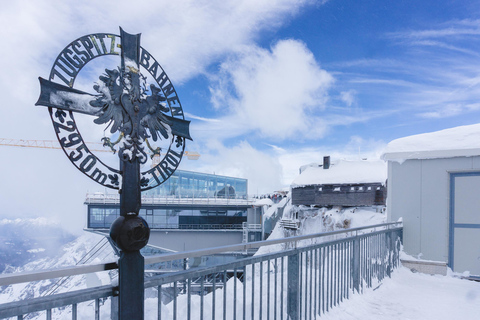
154, 215, 167, 225
167, 215, 179, 227
154, 209, 166, 215
89, 208, 105, 227
144, 170, 248, 199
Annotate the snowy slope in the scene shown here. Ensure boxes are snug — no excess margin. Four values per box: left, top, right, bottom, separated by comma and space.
0, 218, 75, 273
257, 194, 387, 256
0, 232, 115, 304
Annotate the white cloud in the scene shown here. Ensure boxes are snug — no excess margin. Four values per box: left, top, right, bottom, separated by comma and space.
340, 90, 356, 107
210, 40, 334, 140
387, 19, 480, 40
418, 103, 480, 119
181, 140, 283, 195
349, 78, 415, 87
331, 19, 480, 122
0, 0, 313, 83
0, 0, 324, 232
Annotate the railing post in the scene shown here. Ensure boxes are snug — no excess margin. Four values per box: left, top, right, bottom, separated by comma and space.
118, 251, 145, 319
352, 237, 360, 293
287, 252, 300, 320
111, 296, 119, 320
386, 231, 392, 277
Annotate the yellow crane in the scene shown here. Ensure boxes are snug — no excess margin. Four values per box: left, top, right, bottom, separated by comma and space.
0, 138, 200, 160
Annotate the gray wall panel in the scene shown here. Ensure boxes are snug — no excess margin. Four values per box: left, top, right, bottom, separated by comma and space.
419, 158, 451, 261
472, 156, 480, 169
387, 160, 422, 256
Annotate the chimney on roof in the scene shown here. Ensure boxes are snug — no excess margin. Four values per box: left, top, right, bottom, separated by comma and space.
323, 156, 330, 169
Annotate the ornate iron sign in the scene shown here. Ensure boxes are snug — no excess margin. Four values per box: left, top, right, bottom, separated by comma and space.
35, 28, 191, 191
36, 27, 192, 319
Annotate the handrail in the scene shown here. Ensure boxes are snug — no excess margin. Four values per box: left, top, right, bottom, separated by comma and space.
0, 222, 402, 287
0, 262, 118, 287
144, 222, 402, 264
84, 193, 257, 206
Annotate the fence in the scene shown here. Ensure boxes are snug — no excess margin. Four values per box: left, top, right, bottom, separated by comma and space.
84, 193, 256, 206
0, 222, 402, 319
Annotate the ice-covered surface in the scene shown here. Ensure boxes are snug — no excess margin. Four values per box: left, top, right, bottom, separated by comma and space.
382, 123, 480, 161
291, 159, 387, 187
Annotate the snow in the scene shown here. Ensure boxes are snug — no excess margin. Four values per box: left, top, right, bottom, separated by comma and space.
320, 267, 480, 320
26, 248, 46, 253
0, 217, 52, 226
0, 232, 115, 305
147, 266, 480, 320
49, 91, 98, 115
124, 57, 138, 70
254, 198, 274, 206
291, 159, 387, 187
263, 196, 288, 219
257, 201, 387, 256
382, 123, 480, 162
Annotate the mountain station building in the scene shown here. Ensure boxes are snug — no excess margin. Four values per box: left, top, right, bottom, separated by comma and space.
85, 170, 263, 253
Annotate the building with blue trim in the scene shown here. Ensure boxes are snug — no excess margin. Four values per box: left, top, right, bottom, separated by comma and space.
383, 124, 480, 277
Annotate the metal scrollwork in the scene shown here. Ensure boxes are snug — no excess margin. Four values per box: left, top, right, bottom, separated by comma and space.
35, 29, 192, 191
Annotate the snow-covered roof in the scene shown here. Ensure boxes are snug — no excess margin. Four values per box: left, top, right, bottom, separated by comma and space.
382, 123, 480, 161
291, 160, 387, 187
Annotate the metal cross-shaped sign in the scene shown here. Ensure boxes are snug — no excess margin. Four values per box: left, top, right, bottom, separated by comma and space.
35, 27, 191, 319
36, 27, 191, 192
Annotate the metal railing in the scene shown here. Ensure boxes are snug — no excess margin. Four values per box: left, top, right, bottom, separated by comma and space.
242, 222, 262, 230
85, 193, 256, 206
0, 222, 402, 319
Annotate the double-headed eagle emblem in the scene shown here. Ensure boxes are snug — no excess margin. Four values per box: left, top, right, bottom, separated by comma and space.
91, 67, 171, 143
36, 65, 191, 164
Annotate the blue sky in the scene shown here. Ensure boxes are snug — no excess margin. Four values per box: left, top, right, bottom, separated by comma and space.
0, 0, 479, 232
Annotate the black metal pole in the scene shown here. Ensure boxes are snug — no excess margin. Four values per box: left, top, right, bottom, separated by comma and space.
117, 158, 145, 320
109, 28, 150, 320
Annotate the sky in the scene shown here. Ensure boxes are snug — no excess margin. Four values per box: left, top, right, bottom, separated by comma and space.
1, 0, 480, 233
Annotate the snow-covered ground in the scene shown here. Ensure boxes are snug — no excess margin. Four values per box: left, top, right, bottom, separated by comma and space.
265, 201, 480, 320
321, 267, 480, 320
